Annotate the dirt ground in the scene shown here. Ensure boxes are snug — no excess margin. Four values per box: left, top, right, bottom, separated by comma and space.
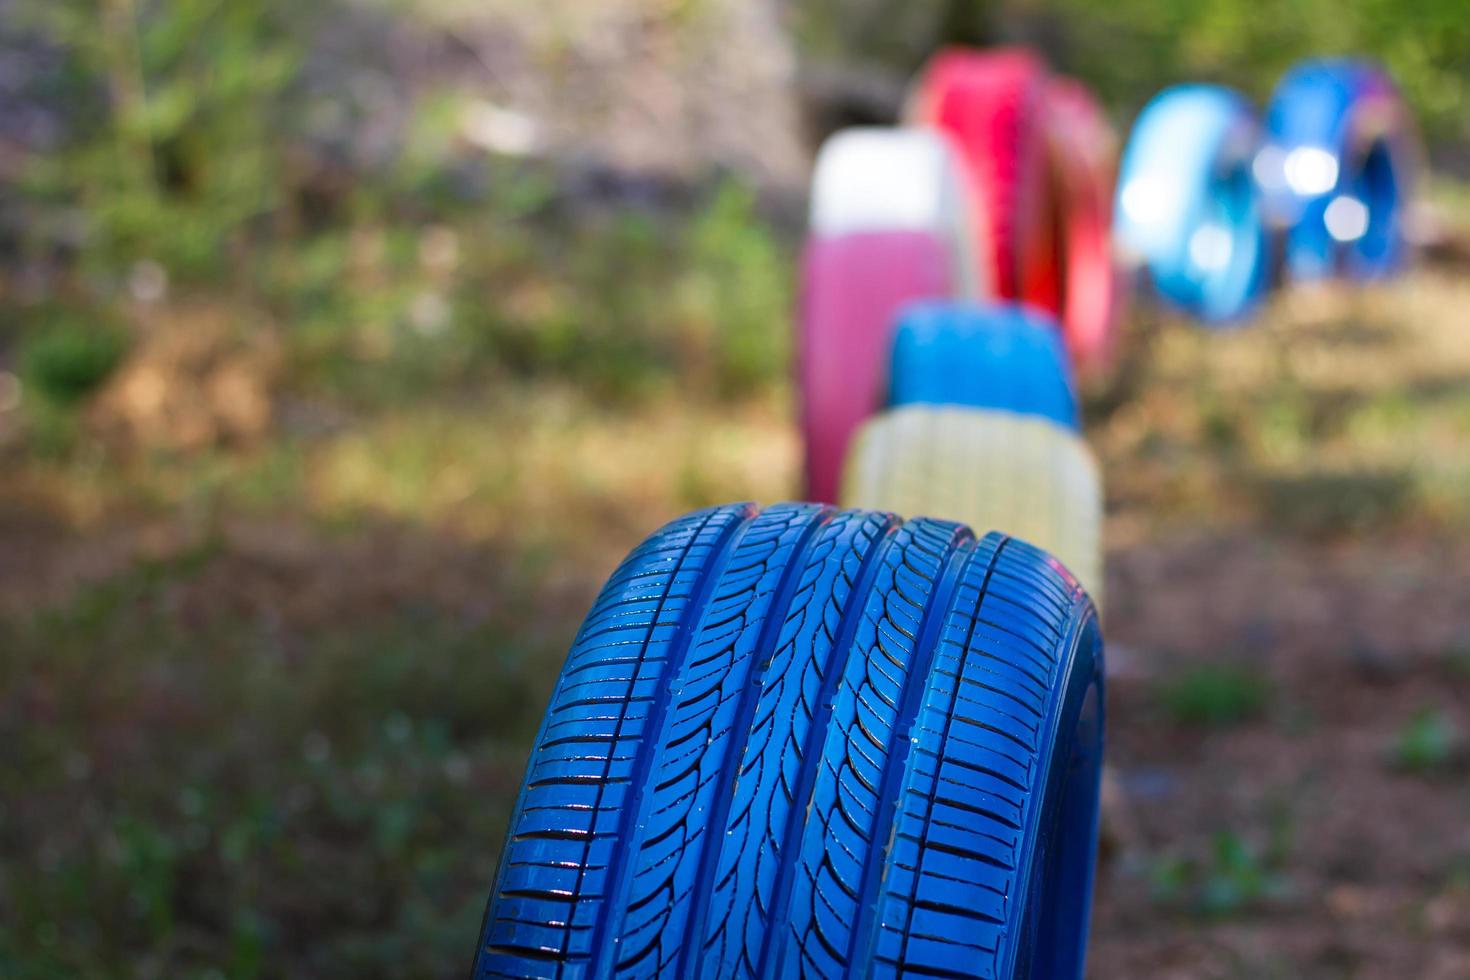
1080, 258, 1470, 976
1095, 530, 1470, 978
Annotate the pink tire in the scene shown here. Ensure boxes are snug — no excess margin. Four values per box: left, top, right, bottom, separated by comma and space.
798, 230, 952, 502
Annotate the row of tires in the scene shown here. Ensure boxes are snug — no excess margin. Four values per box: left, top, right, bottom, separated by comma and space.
793, 53, 1112, 977
800, 48, 1120, 506
1116, 61, 1415, 323
802, 51, 1415, 505
470, 48, 1414, 979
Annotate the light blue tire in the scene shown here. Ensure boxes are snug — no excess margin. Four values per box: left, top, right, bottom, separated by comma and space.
1113, 84, 1268, 323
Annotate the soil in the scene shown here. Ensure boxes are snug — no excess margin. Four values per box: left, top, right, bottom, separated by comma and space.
1093, 528, 1470, 977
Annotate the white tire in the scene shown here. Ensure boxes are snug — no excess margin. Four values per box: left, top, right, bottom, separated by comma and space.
809, 127, 991, 299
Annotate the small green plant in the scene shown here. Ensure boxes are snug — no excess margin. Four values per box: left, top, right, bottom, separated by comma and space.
1392, 710, 1461, 773
1199, 403, 1241, 452
17, 0, 316, 280
1158, 663, 1268, 727
1199, 832, 1290, 916
1149, 831, 1290, 917
1147, 854, 1193, 904
20, 323, 129, 406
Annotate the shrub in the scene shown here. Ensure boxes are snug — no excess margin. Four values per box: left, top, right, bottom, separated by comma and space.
20, 321, 128, 406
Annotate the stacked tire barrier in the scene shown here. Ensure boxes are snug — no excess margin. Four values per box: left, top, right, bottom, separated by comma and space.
471, 50, 1416, 979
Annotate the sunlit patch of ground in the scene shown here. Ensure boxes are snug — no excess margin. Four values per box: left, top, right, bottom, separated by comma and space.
1098, 261, 1470, 537
2, 386, 795, 612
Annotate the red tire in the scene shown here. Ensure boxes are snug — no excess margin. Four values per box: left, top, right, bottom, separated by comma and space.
909, 47, 1056, 308
1043, 77, 1122, 374
798, 231, 952, 503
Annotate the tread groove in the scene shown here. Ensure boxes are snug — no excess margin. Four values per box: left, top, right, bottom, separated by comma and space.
849, 530, 989, 977
674, 506, 835, 978
585, 506, 758, 976
751, 516, 903, 980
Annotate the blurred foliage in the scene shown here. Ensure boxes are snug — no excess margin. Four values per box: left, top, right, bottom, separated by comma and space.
1157, 662, 1269, 727
3, 0, 791, 440
10, 0, 315, 280
1149, 831, 1292, 917
19, 317, 129, 406
1253, 466, 1417, 536
250, 174, 789, 410
0, 2, 792, 971
0, 541, 549, 977
790, 0, 1470, 148
1391, 709, 1462, 773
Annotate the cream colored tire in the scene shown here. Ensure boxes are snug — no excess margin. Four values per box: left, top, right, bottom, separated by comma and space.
840, 405, 1103, 606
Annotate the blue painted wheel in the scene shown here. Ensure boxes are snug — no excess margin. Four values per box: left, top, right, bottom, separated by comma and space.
887, 301, 1080, 431
1261, 59, 1414, 281
1114, 84, 1268, 324
473, 503, 1105, 979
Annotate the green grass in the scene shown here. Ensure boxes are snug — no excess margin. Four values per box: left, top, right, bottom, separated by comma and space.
1446, 645, 1470, 679
0, 541, 556, 977
1156, 663, 1270, 727
1391, 709, 1462, 774
261, 175, 789, 411
1148, 829, 1294, 918
19, 322, 129, 407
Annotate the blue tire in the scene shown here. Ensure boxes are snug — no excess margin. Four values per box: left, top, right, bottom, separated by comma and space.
1114, 84, 1268, 323
887, 301, 1080, 431
473, 503, 1105, 979
1261, 59, 1413, 281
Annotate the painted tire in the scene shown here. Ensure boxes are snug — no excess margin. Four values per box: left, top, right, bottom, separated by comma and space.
798, 231, 952, 503
887, 301, 1080, 432
842, 406, 1103, 605
1043, 78, 1122, 372
909, 47, 1057, 307
1260, 59, 1415, 281
473, 502, 1104, 979
1113, 84, 1268, 323
809, 127, 992, 299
